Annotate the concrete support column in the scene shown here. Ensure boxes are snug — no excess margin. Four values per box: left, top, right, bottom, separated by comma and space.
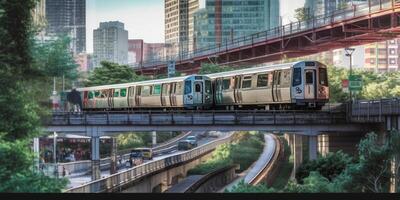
308, 136, 318, 161
90, 128, 101, 180
390, 157, 398, 193
33, 138, 40, 171
152, 131, 157, 147
110, 137, 118, 175
292, 135, 303, 178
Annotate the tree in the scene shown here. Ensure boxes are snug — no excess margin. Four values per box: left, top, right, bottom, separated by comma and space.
295, 151, 353, 184
0, 0, 68, 192
198, 63, 237, 75
294, 7, 312, 22
86, 61, 150, 87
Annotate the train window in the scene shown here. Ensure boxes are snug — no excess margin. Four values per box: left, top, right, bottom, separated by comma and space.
129, 87, 135, 97
319, 68, 328, 86
223, 79, 230, 90
142, 86, 151, 96
205, 80, 212, 94
153, 85, 161, 95
195, 84, 201, 92
114, 90, 120, 97
292, 68, 302, 86
176, 82, 183, 95
88, 91, 94, 99
184, 80, 192, 95
257, 74, 268, 87
281, 70, 291, 87
306, 72, 314, 84
242, 76, 252, 89
120, 89, 127, 97
95, 91, 100, 97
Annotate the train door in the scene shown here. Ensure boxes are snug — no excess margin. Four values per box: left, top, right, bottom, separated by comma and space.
161, 83, 170, 107
272, 71, 282, 102
107, 89, 114, 109
83, 91, 88, 109
170, 82, 177, 107
193, 81, 203, 104
305, 69, 316, 99
234, 76, 242, 104
128, 86, 135, 108
215, 79, 223, 105
135, 86, 141, 106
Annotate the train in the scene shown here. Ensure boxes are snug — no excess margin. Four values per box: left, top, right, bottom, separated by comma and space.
69, 61, 329, 111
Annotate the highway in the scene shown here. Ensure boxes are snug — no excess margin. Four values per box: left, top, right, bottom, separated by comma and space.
66, 131, 230, 189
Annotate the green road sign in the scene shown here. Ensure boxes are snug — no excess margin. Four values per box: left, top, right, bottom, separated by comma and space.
349, 75, 363, 91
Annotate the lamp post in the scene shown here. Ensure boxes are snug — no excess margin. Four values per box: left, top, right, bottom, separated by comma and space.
345, 48, 355, 101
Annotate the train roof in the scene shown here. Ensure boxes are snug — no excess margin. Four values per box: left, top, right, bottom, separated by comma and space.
206, 61, 322, 79
76, 75, 192, 91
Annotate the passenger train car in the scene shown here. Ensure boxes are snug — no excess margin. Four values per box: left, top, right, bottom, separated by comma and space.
70, 61, 329, 111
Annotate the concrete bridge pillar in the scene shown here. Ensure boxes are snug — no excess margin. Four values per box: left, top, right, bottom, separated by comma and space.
308, 136, 318, 161
110, 137, 118, 175
292, 134, 303, 178
152, 131, 157, 146
89, 127, 101, 181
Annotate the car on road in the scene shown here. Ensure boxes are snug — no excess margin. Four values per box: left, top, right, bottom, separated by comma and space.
135, 148, 153, 160
208, 131, 220, 138
186, 136, 198, 147
127, 149, 144, 167
178, 140, 195, 151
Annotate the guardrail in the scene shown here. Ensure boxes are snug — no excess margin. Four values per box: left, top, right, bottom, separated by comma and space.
131, 0, 397, 68
64, 133, 234, 193
48, 109, 348, 127
352, 98, 400, 122
42, 131, 193, 176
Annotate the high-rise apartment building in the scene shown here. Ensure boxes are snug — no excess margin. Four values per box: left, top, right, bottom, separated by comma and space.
45, 0, 86, 54
128, 39, 166, 66
364, 39, 400, 72
304, 0, 367, 17
165, 0, 199, 58
93, 21, 128, 67
194, 0, 280, 50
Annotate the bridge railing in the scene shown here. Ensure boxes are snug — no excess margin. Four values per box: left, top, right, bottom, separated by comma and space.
48, 109, 348, 127
131, 0, 397, 69
64, 134, 234, 193
352, 98, 400, 122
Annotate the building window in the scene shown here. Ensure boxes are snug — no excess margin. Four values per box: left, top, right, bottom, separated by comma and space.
390, 58, 396, 64
390, 49, 396, 55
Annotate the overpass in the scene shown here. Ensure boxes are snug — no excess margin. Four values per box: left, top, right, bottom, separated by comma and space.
131, 0, 400, 76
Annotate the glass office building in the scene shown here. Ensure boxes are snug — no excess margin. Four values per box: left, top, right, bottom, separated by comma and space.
194, 0, 280, 50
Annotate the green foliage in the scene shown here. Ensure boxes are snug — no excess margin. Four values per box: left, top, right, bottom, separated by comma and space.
117, 133, 146, 150
227, 180, 276, 193
31, 36, 78, 79
284, 172, 334, 193
294, 7, 312, 22
296, 151, 353, 183
0, 135, 68, 192
271, 137, 293, 189
86, 61, 150, 87
188, 132, 264, 175
198, 63, 238, 75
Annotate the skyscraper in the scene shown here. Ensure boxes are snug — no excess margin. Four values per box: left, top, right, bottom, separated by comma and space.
93, 21, 128, 67
165, 0, 199, 58
194, 0, 280, 50
304, 0, 368, 17
45, 0, 86, 54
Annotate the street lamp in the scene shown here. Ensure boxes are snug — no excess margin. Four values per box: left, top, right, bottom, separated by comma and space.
345, 47, 355, 102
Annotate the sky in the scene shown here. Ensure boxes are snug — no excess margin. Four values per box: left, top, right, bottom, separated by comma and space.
86, 0, 305, 53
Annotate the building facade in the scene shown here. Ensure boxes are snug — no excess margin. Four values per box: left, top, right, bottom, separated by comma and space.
93, 21, 128, 67
304, 0, 368, 17
165, 0, 199, 58
45, 0, 86, 54
128, 39, 144, 65
194, 0, 280, 50
364, 39, 400, 72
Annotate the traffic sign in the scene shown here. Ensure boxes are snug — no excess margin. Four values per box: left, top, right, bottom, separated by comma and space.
349, 75, 362, 91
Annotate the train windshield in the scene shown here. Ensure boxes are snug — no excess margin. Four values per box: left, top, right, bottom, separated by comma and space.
184, 80, 192, 95
319, 68, 328, 86
292, 68, 302, 86
205, 80, 212, 94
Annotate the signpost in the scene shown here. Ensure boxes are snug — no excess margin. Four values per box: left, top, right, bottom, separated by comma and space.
168, 60, 176, 78
342, 79, 349, 93
349, 75, 363, 92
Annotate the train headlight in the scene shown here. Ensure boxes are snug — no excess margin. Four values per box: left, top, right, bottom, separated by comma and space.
205, 95, 210, 100
188, 95, 193, 100
296, 87, 302, 94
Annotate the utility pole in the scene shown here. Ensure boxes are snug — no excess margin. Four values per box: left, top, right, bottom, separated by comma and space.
345, 47, 355, 114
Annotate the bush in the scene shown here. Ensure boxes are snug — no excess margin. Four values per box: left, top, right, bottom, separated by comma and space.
227, 180, 276, 193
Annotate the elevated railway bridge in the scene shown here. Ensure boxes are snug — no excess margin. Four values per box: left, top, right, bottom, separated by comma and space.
131, 0, 400, 76
43, 99, 400, 192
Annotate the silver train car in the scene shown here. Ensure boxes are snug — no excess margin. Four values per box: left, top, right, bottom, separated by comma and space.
207, 61, 329, 110
68, 61, 328, 111
77, 75, 213, 110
